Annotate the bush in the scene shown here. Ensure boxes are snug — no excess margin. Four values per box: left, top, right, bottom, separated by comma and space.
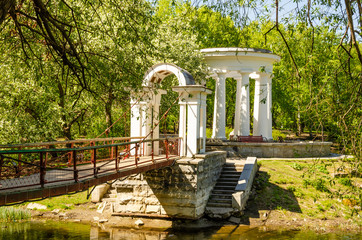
339, 177, 352, 187
272, 129, 286, 141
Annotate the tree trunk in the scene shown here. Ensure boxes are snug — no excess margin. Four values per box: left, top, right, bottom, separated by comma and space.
62, 123, 72, 141
0, 0, 15, 26
105, 90, 114, 134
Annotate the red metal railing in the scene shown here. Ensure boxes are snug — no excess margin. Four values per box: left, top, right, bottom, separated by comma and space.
0, 137, 180, 191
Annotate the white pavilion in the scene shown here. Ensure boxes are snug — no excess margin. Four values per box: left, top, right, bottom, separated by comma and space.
201, 48, 280, 140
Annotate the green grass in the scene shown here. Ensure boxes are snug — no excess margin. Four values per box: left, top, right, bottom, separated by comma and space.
23, 191, 90, 211
251, 160, 362, 224
0, 207, 31, 221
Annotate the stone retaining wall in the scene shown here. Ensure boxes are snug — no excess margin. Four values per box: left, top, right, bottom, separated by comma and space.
207, 141, 332, 158
110, 151, 226, 219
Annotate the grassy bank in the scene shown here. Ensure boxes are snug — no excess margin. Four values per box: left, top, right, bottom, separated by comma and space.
24, 191, 91, 211
243, 159, 362, 231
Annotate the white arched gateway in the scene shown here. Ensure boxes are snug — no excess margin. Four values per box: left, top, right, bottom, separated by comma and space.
130, 63, 211, 157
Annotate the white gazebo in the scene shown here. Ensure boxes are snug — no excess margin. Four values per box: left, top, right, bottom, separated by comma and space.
130, 63, 211, 157
201, 48, 280, 140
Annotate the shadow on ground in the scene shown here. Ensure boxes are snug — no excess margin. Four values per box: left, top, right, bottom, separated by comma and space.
240, 170, 302, 225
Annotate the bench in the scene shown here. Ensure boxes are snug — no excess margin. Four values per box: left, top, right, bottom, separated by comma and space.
236, 135, 265, 143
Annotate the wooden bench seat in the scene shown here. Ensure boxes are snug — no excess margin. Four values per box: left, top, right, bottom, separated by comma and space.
235, 135, 265, 142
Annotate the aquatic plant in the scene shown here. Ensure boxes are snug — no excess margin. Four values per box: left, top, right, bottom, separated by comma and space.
0, 207, 31, 221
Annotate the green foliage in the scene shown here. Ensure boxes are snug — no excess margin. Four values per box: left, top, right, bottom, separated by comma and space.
291, 163, 304, 171
0, 207, 31, 221
272, 130, 286, 141
206, 128, 213, 138
0, 0, 204, 143
225, 126, 233, 139
339, 178, 353, 187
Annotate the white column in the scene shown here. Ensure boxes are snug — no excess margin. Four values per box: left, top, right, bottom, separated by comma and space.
199, 93, 207, 153
178, 99, 187, 157
151, 93, 161, 156
186, 95, 201, 157
253, 73, 272, 139
212, 72, 226, 139
141, 101, 152, 156
266, 73, 273, 140
130, 98, 142, 155
234, 72, 250, 136
173, 86, 210, 157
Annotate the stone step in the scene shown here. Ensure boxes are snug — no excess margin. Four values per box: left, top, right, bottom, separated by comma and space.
218, 177, 239, 182
214, 185, 236, 190
208, 197, 232, 204
210, 193, 233, 198
101, 198, 117, 202
224, 162, 244, 166
223, 166, 243, 170
215, 181, 238, 186
221, 170, 242, 174
220, 174, 241, 179
206, 202, 232, 208
109, 189, 117, 194
103, 193, 117, 198
212, 189, 235, 194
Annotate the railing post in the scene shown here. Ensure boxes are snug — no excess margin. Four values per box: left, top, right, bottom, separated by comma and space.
40, 152, 45, 187
73, 150, 78, 182
111, 140, 114, 159
165, 139, 169, 160
45, 146, 49, 167
93, 148, 97, 178
91, 141, 95, 163
17, 147, 22, 177
135, 143, 139, 167
151, 139, 154, 164
0, 155, 3, 179
115, 145, 118, 171
68, 143, 74, 167
178, 138, 181, 156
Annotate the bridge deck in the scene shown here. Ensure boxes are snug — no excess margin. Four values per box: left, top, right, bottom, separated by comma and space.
0, 155, 178, 205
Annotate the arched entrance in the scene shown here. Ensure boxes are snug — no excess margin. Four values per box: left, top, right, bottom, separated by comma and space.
130, 63, 211, 157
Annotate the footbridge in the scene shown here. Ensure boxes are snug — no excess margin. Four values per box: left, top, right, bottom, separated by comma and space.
0, 137, 180, 205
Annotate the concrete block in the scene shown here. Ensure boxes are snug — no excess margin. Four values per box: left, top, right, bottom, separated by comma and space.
91, 184, 110, 203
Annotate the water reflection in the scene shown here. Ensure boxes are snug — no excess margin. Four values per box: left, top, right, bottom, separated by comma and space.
0, 221, 361, 240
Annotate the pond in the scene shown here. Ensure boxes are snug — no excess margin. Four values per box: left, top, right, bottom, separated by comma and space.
0, 221, 360, 240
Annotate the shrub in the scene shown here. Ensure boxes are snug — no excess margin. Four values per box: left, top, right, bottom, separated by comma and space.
272, 129, 286, 141
291, 163, 304, 171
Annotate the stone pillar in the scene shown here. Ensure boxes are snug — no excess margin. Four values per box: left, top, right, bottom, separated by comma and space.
234, 72, 251, 136
212, 72, 226, 139
253, 73, 272, 140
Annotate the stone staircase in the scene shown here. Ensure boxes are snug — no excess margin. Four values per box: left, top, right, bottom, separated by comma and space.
205, 161, 244, 218
101, 188, 118, 202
